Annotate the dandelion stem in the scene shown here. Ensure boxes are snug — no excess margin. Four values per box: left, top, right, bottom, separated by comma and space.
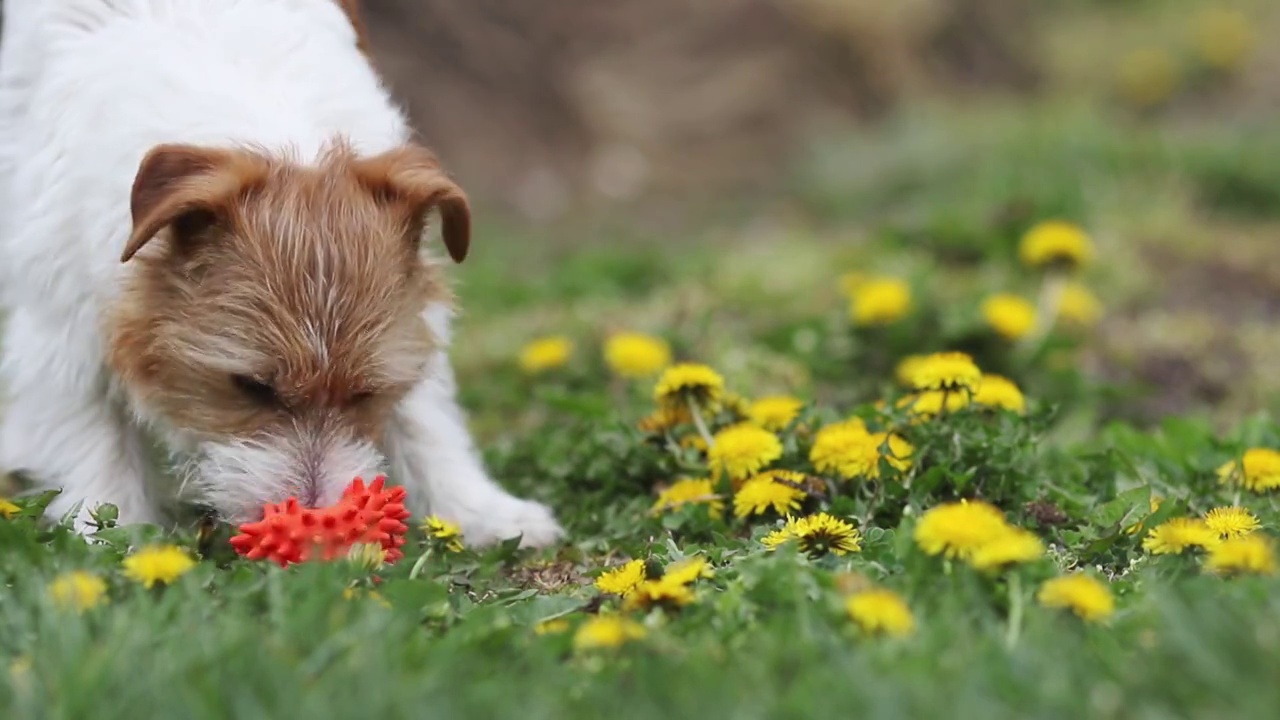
687, 396, 716, 449
1005, 573, 1025, 650
408, 547, 433, 580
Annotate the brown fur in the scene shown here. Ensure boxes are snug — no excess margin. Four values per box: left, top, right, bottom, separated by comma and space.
107, 139, 469, 449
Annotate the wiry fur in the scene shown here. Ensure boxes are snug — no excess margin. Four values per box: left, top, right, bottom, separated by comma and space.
0, 0, 563, 547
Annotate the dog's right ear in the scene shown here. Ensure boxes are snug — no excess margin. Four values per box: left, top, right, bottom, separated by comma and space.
122, 144, 268, 263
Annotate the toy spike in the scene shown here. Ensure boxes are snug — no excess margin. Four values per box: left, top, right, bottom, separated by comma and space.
229, 475, 410, 567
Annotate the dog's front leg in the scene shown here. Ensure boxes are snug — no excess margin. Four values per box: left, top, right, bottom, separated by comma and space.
0, 308, 158, 532
383, 345, 564, 550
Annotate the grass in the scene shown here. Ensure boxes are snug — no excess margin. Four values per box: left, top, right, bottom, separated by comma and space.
5, 4, 1280, 718
4, 353, 1280, 719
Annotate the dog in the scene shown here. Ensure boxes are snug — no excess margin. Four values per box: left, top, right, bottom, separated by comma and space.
0, 0, 564, 548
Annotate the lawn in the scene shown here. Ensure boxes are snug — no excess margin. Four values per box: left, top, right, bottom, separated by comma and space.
3, 4, 1280, 719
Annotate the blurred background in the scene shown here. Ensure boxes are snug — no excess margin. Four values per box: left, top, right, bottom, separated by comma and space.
366, 0, 1274, 221
361, 0, 1278, 434
370, 0, 1046, 220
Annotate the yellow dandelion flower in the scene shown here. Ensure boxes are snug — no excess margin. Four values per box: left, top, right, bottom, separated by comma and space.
747, 396, 804, 431
762, 513, 861, 557
733, 471, 806, 519
121, 544, 196, 589
573, 615, 646, 651
1142, 518, 1220, 555
968, 526, 1044, 572
423, 516, 465, 552
662, 556, 714, 585
1019, 220, 1096, 271
1217, 448, 1280, 492
905, 351, 982, 393
679, 434, 709, 454
761, 525, 794, 551
846, 588, 915, 637
534, 618, 571, 635
342, 587, 392, 608
972, 375, 1027, 414
810, 420, 912, 480
595, 559, 648, 597
1194, 7, 1254, 71
518, 336, 573, 374
913, 500, 1010, 559
708, 424, 783, 481
1205, 534, 1276, 576
345, 543, 387, 572
792, 513, 862, 556
896, 390, 970, 420
1117, 47, 1179, 109
894, 355, 928, 387
623, 577, 696, 611
1203, 507, 1261, 539
1037, 573, 1115, 622
48, 571, 108, 614
838, 271, 867, 297
872, 430, 912, 472
653, 363, 725, 412
604, 332, 672, 379
1217, 459, 1241, 485
1123, 494, 1164, 536
0, 498, 19, 519
850, 277, 912, 327
651, 478, 724, 519
637, 405, 691, 433
982, 294, 1037, 341
1057, 283, 1103, 327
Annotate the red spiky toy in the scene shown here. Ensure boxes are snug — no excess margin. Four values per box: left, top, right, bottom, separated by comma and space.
229, 476, 410, 568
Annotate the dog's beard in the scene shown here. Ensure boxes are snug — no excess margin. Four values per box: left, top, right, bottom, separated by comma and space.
180, 422, 386, 522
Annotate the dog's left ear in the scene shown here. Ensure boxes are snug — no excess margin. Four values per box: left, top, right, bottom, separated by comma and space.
353, 145, 471, 263
122, 144, 268, 263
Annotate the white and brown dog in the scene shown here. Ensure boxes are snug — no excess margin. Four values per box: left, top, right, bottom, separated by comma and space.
0, 0, 563, 547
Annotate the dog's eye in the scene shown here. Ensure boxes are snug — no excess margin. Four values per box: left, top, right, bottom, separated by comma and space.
231, 374, 278, 406
350, 390, 375, 406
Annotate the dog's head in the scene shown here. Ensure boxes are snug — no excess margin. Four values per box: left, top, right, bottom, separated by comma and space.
107, 140, 468, 520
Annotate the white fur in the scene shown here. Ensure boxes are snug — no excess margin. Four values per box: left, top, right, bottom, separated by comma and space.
184, 421, 387, 521
0, 0, 563, 547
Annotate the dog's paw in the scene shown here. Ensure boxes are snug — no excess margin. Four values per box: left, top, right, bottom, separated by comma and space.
456, 496, 565, 549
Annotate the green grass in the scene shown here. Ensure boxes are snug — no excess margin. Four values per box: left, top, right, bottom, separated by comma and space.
6, 5, 1280, 715
3, 383, 1280, 718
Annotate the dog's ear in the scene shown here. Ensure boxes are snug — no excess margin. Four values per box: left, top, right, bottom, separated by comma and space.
353, 145, 471, 263
122, 144, 267, 263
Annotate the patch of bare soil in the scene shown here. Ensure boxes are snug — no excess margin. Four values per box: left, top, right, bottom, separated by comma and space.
359, 0, 1040, 217
1091, 238, 1280, 425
